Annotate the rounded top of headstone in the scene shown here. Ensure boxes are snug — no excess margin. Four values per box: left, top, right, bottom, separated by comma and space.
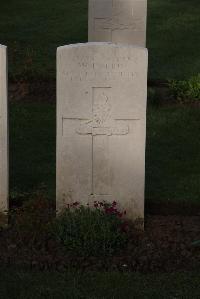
57, 42, 147, 54
0, 44, 6, 48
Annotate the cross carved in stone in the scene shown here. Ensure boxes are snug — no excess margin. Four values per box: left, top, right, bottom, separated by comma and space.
94, 1, 140, 41
63, 87, 139, 198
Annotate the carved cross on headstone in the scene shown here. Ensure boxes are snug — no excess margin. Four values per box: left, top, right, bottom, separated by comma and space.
94, 11, 141, 41
89, 0, 147, 46
63, 87, 139, 199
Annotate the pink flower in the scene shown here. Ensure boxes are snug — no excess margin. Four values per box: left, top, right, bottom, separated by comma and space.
105, 206, 117, 215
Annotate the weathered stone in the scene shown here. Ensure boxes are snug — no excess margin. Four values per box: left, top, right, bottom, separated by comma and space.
0, 45, 8, 218
88, 0, 147, 46
56, 43, 147, 224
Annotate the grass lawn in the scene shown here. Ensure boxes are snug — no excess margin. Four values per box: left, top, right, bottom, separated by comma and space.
10, 102, 200, 207
146, 104, 200, 206
0, 0, 199, 80
1, 269, 200, 298
147, 0, 200, 80
10, 102, 56, 199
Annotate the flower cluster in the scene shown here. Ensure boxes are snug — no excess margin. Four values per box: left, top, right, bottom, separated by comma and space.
93, 200, 126, 218
55, 199, 129, 257
66, 202, 80, 208
66, 200, 126, 219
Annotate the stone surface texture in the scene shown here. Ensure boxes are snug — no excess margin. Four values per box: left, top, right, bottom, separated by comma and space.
88, 0, 147, 47
0, 45, 8, 214
57, 43, 147, 223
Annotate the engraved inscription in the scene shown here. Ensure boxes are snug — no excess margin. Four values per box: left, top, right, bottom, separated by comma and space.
62, 60, 135, 82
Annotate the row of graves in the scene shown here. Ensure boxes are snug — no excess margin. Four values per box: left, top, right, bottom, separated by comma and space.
0, 0, 148, 228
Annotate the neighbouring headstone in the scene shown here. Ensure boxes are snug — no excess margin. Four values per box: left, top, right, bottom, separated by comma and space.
57, 43, 147, 226
0, 45, 8, 219
88, 0, 147, 47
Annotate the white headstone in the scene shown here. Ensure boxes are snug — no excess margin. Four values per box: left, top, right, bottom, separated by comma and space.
57, 43, 147, 225
0, 45, 8, 215
88, 0, 147, 47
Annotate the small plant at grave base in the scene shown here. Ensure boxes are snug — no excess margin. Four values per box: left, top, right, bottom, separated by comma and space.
51, 201, 129, 257
168, 74, 200, 102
